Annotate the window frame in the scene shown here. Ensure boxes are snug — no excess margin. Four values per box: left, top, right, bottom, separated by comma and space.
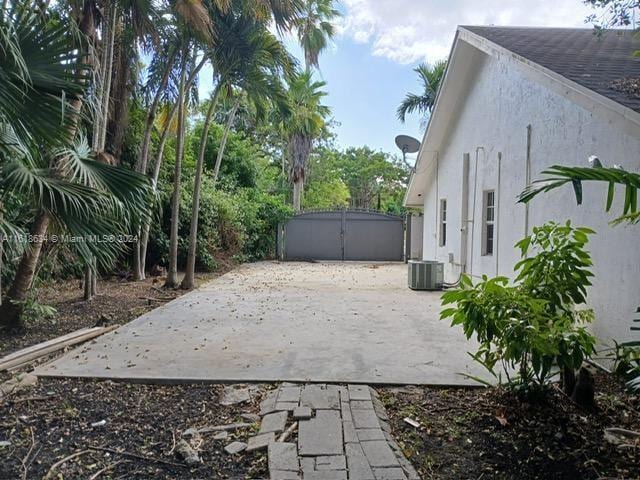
482, 190, 495, 256
439, 198, 447, 247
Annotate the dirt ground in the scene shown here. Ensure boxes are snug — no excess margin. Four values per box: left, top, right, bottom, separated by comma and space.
0, 378, 270, 479
381, 372, 640, 480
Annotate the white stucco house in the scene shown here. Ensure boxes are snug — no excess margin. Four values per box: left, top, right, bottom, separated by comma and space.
404, 26, 640, 346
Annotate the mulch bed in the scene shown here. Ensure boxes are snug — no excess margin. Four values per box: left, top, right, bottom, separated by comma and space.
0, 378, 269, 479
381, 372, 640, 479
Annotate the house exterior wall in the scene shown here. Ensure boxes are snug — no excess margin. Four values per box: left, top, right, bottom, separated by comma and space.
420, 49, 640, 345
408, 214, 424, 260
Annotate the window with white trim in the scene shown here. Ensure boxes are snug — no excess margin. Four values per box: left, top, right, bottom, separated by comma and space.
482, 190, 495, 256
439, 199, 447, 247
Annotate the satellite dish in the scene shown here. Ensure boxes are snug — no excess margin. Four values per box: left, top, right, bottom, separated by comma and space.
395, 135, 421, 154
395, 135, 421, 165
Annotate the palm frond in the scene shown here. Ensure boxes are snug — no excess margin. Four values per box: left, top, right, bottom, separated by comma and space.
519, 163, 640, 225
173, 0, 214, 41
0, 5, 89, 148
398, 60, 447, 124
293, 0, 340, 68
1, 122, 151, 267
397, 93, 428, 123
244, 0, 305, 32
208, 12, 295, 122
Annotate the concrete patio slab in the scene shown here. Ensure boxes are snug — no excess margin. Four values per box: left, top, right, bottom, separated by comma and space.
36, 262, 487, 385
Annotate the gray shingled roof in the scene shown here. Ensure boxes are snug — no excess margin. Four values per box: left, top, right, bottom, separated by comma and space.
462, 26, 640, 114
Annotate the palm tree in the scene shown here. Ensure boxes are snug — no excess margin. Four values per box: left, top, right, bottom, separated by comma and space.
163, 0, 223, 289
0, 3, 150, 329
283, 70, 329, 211
164, 47, 195, 288
397, 60, 447, 126
106, 0, 163, 160
294, 0, 340, 70
164, 0, 302, 288
180, 12, 293, 289
136, 55, 208, 279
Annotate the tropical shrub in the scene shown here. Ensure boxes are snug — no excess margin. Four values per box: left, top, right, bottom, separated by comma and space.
235, 189, 292, 261
520, 159, 640, 392
610, 337, 640, 392
148, 172, 291, 272
441, 221, 597, 395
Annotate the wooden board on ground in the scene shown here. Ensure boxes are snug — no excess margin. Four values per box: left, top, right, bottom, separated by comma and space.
0, 325, 119, 372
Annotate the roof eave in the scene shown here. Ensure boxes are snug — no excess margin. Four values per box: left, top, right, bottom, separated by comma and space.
403, 29, 463, 207
458, 26, 640, 130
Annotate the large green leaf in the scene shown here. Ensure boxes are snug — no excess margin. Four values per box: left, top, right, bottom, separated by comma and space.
0, 5, 89, 149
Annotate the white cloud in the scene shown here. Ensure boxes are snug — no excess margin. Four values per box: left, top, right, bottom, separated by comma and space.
338, 0, 597, 64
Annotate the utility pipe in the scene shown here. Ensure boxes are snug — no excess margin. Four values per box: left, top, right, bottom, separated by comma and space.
468, 147, 485, 277
434, 152, 439, 259
524, 125, 532, 237
458, 153, 470, 273
495, 152, 502, 276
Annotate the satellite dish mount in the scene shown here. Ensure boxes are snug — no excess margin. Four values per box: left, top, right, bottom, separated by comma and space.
395, 135, 421, 166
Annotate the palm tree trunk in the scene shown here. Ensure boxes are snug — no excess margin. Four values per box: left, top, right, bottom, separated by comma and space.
181, 85, 222, 290
136, 49, 177, 176
288, 134, 310, 212
293, 180, 303, 212
134, 56, 206, 281
98, 1, 116, 149
83, 264, 92, 299
0, 211, 50, 329
137, 120, 170, 278
105, 28, 130, 161
137, 101, 175, 278
164, 55, 188, 289
132, 51, 176, 281
212, 95, 241, 185
84, 0, 116, 300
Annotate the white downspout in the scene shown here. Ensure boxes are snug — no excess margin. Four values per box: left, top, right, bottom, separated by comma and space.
524, 125, 532, 237
434, 152, 439, 259
459, 153, 470, 273
469, 147, 484, 277
495, 152, 502, 276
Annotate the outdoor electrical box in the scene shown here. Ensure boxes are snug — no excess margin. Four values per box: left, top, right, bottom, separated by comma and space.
408, 260, 444, 291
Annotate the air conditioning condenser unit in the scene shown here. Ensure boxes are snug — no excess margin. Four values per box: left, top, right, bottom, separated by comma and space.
408, 260, 444, 290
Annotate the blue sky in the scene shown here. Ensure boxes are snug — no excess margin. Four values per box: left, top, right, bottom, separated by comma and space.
282, 36, 425, 157
201, 0, 603, 156
315, 39, 424, 156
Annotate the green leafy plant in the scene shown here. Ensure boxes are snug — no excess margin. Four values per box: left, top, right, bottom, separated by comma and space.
519, 159, 640, 392
608, 337, 640, 392
610, 307, 640, 392
14, 297, 57, 324
441, 221, 597, 395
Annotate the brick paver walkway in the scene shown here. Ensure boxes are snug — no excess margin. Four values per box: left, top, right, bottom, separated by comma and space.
246, 383, 420, 480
